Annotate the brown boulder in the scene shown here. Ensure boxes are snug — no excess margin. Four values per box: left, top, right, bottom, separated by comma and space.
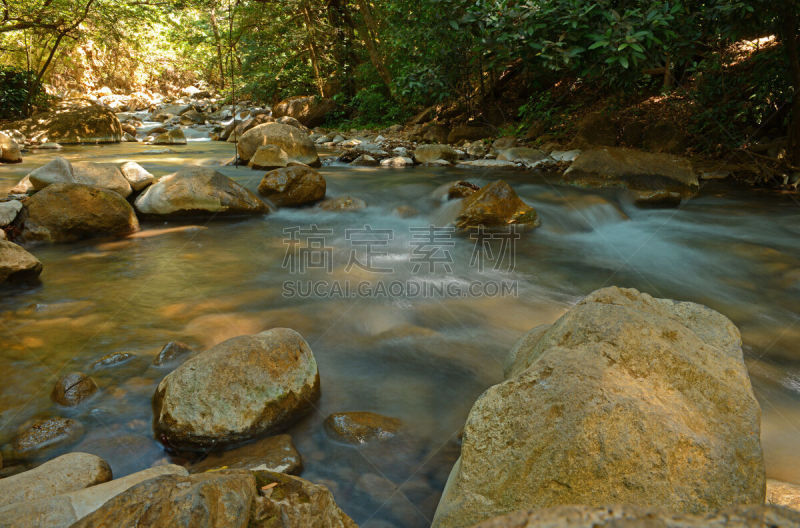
258, 165, 326, 206
51, 372, 98, 406
0, 131, 22, 163
0, 241, 43, 284
455, 180, 539, 230
14, 101, 123, 144
273, 95, 336, 127
20, 183, 140, 243
238, 123, 320, 167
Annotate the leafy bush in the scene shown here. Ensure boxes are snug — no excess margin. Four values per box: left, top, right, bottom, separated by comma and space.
0, 66, 45, 119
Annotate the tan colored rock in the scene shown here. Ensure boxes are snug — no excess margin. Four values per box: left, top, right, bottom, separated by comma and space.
238, 123, 320, 167
455, 180, 539, 230
27, 157, 75, 190
152, 128, 187, 145
257, 165, 326, 206
564, 148, 698, 195
51, 372, 98, 406
72, 162, 133, 198
250, 470, 357, 528
153, 328, 320, 451
134, 167, 268, 216
0, 241, 42, 284
496, 147, 548, 165
432, 287, 765, 528
249, 145, 289, 170
470, 504, 800, 528
21, 183, 140, 243
415, 144, 459, 163
118, 161, 155, 191
71, 470, 255, 528
191, 434, 302, 474
273, 95, 336, 127
0, 465, 188, 528
0, 200, 22, 226
324, 412, 402, 445
767, 479, 800, 511
13, 101, 123, 144
0, 453, 111, 508
0, 131, 22, 163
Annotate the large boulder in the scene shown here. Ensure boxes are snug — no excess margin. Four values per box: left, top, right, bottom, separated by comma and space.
470, 504, 800, 528
257, 165, 326, 207
72, 161, 133, 198
13, 101, 123, 144
71, 471, 256, 528
153, 328, 321, 451
273, 95, 336, 127
0, 465, 188, 528
0, 131, 22, 163
0, 453, 111, 508
238, 123, 320, 167
250, 470, 357, 528
0, 241, 42, 284
564, 148, 699, 195
455, 180, 539, 231
134, 167, 268, 217
20, 183, 139, 243
432, 287, 765, 528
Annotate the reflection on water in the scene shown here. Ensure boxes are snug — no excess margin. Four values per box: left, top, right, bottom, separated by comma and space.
1, 142, 800, 526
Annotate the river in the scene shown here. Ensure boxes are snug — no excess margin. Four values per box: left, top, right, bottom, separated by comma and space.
1, 139, 799, 527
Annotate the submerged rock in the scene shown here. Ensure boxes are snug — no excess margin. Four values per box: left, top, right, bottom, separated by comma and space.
20, 183, 140, 243
564, 147, 698, 195
318, 196, 367, 212
91, 352, 134, 369
152, 341, 194, 366
633, 190, 682, 208
257, 165, 326, 207
250, 470, 357, 528
12, 417, 85, 459
71, 471, 256, 528
134, 167, 268, 216
471, 504, 800, 528
324, 412, 403, 445
0, 453, 111, 509
238, 123, 320, 167
0, 241, 43, 284
153, 328, 320, 451
191, 434, 302, 474
447, 181, 480, 200
455, 180, 539, 230
432, 287, 765, 528
51, 372, 98, 406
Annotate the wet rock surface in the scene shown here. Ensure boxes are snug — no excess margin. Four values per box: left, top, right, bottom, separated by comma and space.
324, 412, 403, 445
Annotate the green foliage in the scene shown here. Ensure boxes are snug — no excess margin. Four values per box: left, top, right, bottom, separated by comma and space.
0, 66, 46, 119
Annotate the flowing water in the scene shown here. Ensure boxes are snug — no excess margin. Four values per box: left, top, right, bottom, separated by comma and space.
1, 140, 799, 526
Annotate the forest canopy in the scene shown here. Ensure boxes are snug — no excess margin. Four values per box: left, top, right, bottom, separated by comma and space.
1, 0, 799, 162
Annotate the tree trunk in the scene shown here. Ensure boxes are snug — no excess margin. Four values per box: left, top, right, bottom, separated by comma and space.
301, 2, 325, 97
209, 10, 226, 90
327, 0, 356, 97
354, 0, 393, 95
783, 1, 800, 166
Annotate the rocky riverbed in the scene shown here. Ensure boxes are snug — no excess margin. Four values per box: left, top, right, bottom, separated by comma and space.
0, 90, 799, 527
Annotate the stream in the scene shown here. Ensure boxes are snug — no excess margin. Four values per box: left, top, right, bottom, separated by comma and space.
1, 140, 799, 527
